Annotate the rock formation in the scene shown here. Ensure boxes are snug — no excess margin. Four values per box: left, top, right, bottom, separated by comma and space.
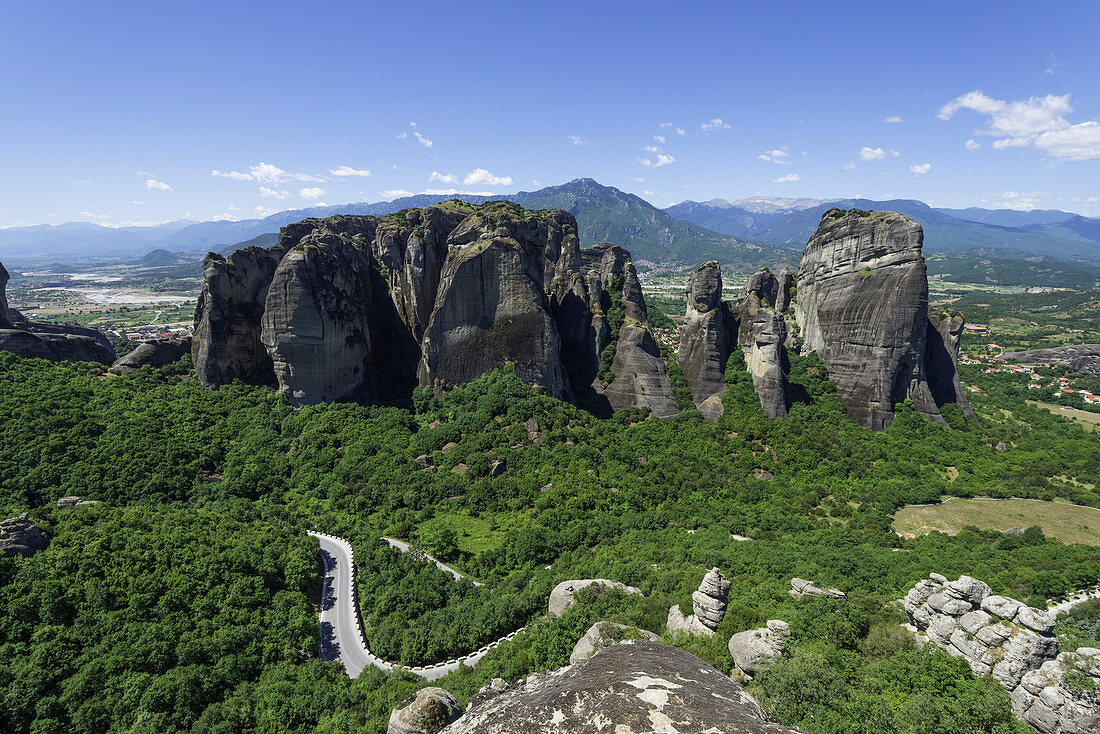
739, 272, 790, 418
0, 514, 49, 558
729, 620, 791, 676
0, 260, 116, 364
388, 687, 462, 734
112, 336, 192, 372
418, 205, 564, 398
667, 567, 730, 636
440, 641, 808, 733
193, 245, 286, 387
902, 574, 1099, 734
795, 209, 956, 429
195, 204, 676, 418
1003, 344, 1100, 377
569, 620, 659, 664
677, 262, 735, 418
789, 577, 846, 599
925, 310, 978, 420
548, 578, 642, 617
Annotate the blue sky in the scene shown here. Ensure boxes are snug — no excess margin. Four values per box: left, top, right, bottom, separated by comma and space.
3, 0, 1099, 228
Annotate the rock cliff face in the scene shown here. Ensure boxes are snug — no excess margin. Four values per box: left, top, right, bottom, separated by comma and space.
441, 641, 807, 733
194, 204, 675, 418
0, 260, 116, 364
795, 209, 948, 430
1, 514, 49, 558
193, 245, 286, 387
677, 262, 734, 417
925, 310, 977, 420
902, 574, 1099, 734
418, 205, 563, 397
739, 271, 790, 419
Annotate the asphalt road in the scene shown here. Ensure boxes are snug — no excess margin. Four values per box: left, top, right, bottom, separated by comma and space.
309, 531, 523, 681
381, 536, 484, 586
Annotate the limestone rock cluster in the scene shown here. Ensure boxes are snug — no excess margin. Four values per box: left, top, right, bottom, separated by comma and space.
667, 567, 731, 636
193, 204, 675, 415
675, 209, 976, 430
0, 514, 49, 558
789, 577, 846, 599
0, 260, 116, 364
569, 620, 659, 664
547, 578, 642, 617
902, 574, 1100, 734
439, 641, 808, 733
728, 620, 792, 677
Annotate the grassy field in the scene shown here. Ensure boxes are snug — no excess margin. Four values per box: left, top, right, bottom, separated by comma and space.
1027, 400, 1100, 432
894, 498, 1100, 546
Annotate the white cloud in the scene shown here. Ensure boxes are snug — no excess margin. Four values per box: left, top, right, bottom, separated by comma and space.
632, 176, 646, 182
642, 145, 661, 153
258, 187, 291, 199
984, 190, 1050, 211
675, 128, 685, 136
395, 132, 408, 140
890, 149, 900, 157
255, 205, 278, 217
654, 135, 666, 144
463, 168, 512, 186
299, 187, 326, 200
567, 135, 589, 146
330, 165, 371, 177
641, 189, 655, 195
658, 122, 673, 128
884, 116, 903, 123
145, 178, 171, 191
842, 162, 857, 171
429, 171, 459, 184
422, 188, 495, 196
700, 118, 731, 132
413, 131, 433, 148
640, 154, 676, 168
758, 148, 790, 164
859, 147, 887, 161
381, 189, 414, 199
771, 173, 800, 183
910, 163, 932, 175
212, 162, 324, 183
938, 90, 1100, 159
132, 200, 146, 206
965, 139, 981, 151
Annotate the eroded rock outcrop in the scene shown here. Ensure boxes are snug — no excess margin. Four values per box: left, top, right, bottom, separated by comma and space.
729, 620, 791, 677
926, 310, 978, 420
902, 574, 1099, 733
795, 209, 946, 430
667, 567, 730, 636
0, 514, 49, 558
677, 262, 735, 418
569, 620, 660, 664
548, 578, 642, 617
739, 273, 790, 419
440, 641, 807, 734
0, 261, 11, 329
388, 687, 462, 734
112, 336, 192, 372
790, 577, 846, 599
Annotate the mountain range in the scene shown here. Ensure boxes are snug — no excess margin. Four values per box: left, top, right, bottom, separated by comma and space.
2, 179, 1099, 277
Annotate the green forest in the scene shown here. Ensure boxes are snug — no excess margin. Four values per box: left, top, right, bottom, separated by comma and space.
2, 318, 1099, 733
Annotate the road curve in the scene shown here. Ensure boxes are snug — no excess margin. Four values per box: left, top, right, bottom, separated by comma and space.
309, 531, 526, 681
381, 536, 484, 586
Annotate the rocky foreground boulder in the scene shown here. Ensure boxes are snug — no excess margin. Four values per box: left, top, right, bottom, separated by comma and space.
548, 578, 642, 617
729, 620, 791, 677
194, 203, 675, 416
902, 573, 1099, 733
388, 687, 462, 734
0, 260, 116, 364
667, 567, 731, 636
441, 641, 807, 733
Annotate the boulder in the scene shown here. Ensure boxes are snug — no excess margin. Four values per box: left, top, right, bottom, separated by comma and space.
789, 577, 846, 599
440, 641, 807, 733
569, 620, 659, 664
794, 209, 954, 430
388, 687, 462, 734
667, 567, 731, 636
112, 335, 192, 371
548, 579, 642, 617
466, 678, 510, 712
0, 514, 49, 558
0, 327, 116, 364
729, 620, 791, 676
418, 205, 564, 399
488, 460, 506, 478
676, 262, 735, 418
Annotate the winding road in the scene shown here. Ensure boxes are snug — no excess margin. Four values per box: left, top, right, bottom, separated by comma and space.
309, 531, 524, 680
